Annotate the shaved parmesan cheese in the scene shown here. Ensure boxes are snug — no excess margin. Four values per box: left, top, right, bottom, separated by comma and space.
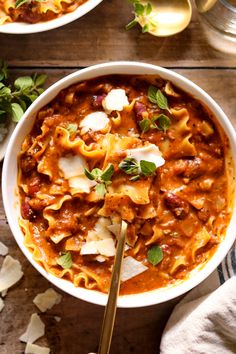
25, 343, 50, 354
81, 218, 116, 257
20, 313, 45, 344
103, 89, 129, 113
96, 239, 116, 257
80, 241, 99, 255
1, 289, 7, 297
0, 255, 23, 292
127, 144, 165, 168
81, 239, 116, 257
80, 112, 109, 134
121, 256, 148, 282
95, 255, 106, 263
33, 288, 62, 313
0, 297, 4, 312
0, 241, 8, 256
54, 316, 61, 322
69, 175, 97, 194
107, 224, 120, 237
87, 217, 112, 241
58, 155, 87, 179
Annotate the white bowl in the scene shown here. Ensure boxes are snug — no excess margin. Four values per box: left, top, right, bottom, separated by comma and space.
0, 0, 103, 34
3, 62, 236, 307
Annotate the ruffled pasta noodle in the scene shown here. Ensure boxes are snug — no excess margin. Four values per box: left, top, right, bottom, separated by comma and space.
18, 74, 234, 295
0, 0, 88, 24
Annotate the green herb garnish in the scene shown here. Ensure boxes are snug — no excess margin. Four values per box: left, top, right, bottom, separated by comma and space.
119, 157, 156, 180
147, 245, 163, 266
0, 61, 47, 124
15, 0, 45, 8
139, 114, 171, 133
67, 123, 78, 135
140, 160, 156, 176
148, 86, 169, 111
126, 0, 153, 31
84, 164, 114, 197
118, 157, 139, 175
57, 252, 73, 269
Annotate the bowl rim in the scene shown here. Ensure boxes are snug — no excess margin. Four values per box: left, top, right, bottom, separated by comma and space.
2, 61, 236, 308
0, 0, 103, 34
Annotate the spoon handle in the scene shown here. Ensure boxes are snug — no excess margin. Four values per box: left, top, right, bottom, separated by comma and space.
98, 220, 127, 354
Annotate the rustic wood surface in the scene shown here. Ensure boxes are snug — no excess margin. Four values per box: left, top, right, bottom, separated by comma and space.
0, 0, 236, 353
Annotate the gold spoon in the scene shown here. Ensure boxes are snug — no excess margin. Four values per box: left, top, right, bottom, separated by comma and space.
195, 0, 217, 13
98, 220, 127, 354
138, 0, 192, 37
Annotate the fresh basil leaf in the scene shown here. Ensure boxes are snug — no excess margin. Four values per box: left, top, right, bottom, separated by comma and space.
0, 84, 11, 96
156, 90, 169, 110
67, 123, 78, 135
37, 88, 44, 95
84, 168, 96, 181
148, 85, 158, 104
145, 2, 152, 15
14, 76, 34, 90
156, 114, 171, 132
142, 24, 149, 33
0, 61, 8, 82
139, 118, 151, 133
119, 157, 139, 175
35, 74, 47, 87
95, 183, 106, 197
134, 2, 145, 15
57, 252, 73, 269
15, 0, 28, 8
101, 164, 114, 182
130, 175, 140, 181
91, 168, 102, 179
11, 103, 24, 122
147, 245, 163, 266
126, 19, 138, 30
140, 160, 156, 176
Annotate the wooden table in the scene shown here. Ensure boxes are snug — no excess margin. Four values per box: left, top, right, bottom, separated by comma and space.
0, 1, 236, 353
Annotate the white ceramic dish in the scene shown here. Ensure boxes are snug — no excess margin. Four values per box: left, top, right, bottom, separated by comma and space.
0, 0, 103, 34
2, 62, 236, 308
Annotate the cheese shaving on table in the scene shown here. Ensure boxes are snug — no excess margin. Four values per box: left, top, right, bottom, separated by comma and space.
0, 241, 8, 256
0, 255, 23, 292
58, 154, 96, 194
1, 289, 7, 297
79, 111, 109, 135
54, 316, 61, 322
24, 343, 50, 354
102, 89, 129, 113
127, 144, 165, 168
0, 297, 4, 312
121, 256, 148, 282
33, 288, 62, 313
20, 313, 45, 343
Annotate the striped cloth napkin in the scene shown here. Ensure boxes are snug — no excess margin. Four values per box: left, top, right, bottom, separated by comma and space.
160, 245, 236, 354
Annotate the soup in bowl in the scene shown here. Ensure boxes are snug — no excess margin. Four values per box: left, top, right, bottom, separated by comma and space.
2, 62, 236, 307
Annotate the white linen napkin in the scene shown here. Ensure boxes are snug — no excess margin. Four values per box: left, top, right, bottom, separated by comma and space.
160, 244, 236, 354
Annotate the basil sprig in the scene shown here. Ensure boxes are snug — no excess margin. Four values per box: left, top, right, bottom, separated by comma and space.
57, 252, 73, 269
84, 164, 114, 197
126, 0, 152, 32
0, 61, 47, 123
119, 157, 156, 181
148, 86, 169, 111
147, 245, 163, 266
139, 114, 171, 133
67, 123, 78, 135
15, 0, 45, 9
